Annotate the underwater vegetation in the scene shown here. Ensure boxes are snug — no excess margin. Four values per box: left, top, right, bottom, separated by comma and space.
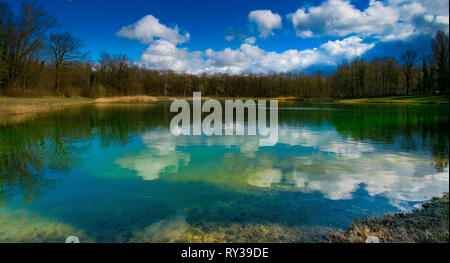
0, 209, 93, 243
0, 102, 448, 243
130, 216, 333, 243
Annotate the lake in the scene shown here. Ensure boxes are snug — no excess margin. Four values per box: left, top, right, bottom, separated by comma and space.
0, 101, 448, 242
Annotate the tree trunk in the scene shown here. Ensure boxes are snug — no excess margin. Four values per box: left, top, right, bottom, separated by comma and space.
55, 64, 62, 97
406, 77, 410, 95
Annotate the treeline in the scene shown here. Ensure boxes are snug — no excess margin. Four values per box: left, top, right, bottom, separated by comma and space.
0, 1, 449, 98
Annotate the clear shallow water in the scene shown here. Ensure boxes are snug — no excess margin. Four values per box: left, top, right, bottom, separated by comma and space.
0, 102, 448, 242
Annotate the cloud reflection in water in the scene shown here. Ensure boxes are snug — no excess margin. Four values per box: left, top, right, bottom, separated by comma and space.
115, 124, 449, 210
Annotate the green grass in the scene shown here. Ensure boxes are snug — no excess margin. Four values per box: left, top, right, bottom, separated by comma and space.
340, 95, 449, 104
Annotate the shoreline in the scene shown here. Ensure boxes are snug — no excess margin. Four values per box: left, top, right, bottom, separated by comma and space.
339, 95, 449, 104
329, 194, 449, 243
1, 95, 448, 117
0, 96, 296, 117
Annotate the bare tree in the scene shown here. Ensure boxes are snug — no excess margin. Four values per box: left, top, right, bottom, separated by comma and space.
0, 4, 11, 88
399, 50, 417, 95
5, 1, 56, 89
48, 31, 84, 96
98, 52, 130, 95
432, 30, 449, 94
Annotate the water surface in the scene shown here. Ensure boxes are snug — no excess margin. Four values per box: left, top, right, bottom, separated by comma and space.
0, 102, 448, 242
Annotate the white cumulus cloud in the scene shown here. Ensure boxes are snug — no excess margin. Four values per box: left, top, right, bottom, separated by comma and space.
119, 15, 374, 74
248, 10, 282, 38
321, 36, 375, 58
140, 40, 204, 72
116, 15, 189, 44
287, 0, 449, 41
138, 36, 373, 74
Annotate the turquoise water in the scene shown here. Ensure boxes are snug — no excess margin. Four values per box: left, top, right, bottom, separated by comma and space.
0, 102, 448, 242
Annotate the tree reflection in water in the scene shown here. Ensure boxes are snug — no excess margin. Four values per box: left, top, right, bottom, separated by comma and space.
0, 102, 448, 207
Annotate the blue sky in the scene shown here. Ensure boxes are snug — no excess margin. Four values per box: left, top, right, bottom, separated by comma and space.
3, 0, 449, 74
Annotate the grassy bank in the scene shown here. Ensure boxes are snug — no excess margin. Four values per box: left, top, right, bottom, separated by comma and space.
1, 94, 448, 117
0, 97, 94, 116
329, 194, 449, 243
340, 95, 449, 104
0, 95, 302, 116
